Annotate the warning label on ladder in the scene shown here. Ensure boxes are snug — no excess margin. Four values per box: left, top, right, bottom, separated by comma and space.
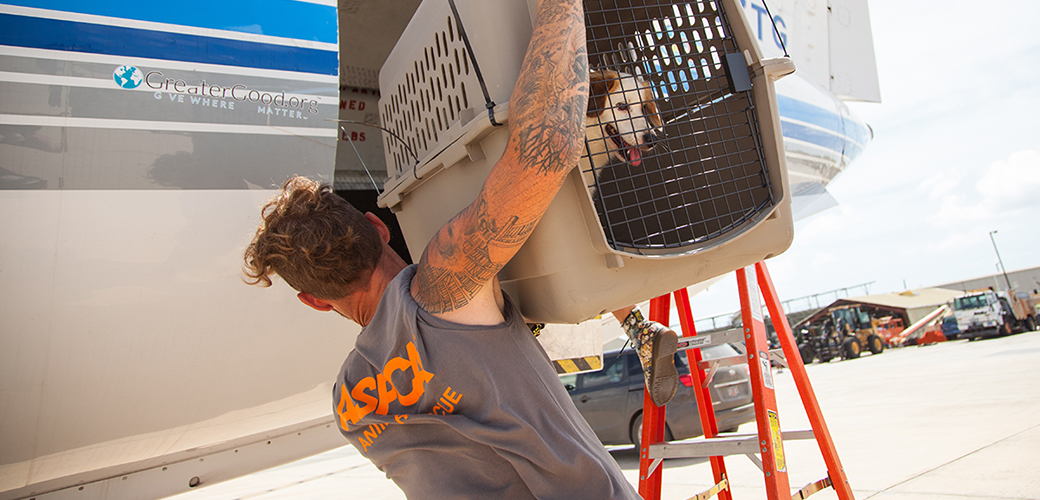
768, 410, 787, 473
760, 351, 773, 389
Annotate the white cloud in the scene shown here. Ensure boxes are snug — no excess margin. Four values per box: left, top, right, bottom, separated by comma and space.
920, 169, 966, 201
925, 150, 1040, 229
977, 150, 1040, 210
792, 205, 857, 242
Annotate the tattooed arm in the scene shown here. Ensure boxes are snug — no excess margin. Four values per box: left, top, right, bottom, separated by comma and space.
411, 0, 588, 324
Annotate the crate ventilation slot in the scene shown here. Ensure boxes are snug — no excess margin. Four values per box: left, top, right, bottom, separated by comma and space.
380, 13, 480, 177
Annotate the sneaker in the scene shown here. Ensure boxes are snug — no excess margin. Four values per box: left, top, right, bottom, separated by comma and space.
621, 310, 678, 407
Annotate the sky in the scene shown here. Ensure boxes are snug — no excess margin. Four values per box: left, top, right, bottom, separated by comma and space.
684, 0, 1040, 324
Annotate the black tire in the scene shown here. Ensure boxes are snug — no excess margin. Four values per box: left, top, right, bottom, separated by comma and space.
842, 337, 862, 359
867, 335, 884, 355
798, 343, 816, 364
1026, 316, 1037, 332
1000, 321, 1013, 336
631, 413, 673, 446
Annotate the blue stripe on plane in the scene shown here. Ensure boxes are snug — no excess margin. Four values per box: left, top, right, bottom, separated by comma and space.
781, 121, 845, 154
777, 95, 840, 130
0, 13, 337, 75
780, 120, 864, 160
1, 0, 337, 44
776, 94, 872, 147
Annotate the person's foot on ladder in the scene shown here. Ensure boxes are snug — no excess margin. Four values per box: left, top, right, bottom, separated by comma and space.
621, 308, 678, 407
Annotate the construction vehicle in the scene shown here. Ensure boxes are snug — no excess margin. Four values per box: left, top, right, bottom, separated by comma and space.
952, 288, 1037, 339
797, 305, 899, 363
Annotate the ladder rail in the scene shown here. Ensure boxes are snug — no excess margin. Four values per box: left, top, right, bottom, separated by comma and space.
637, 295, 672, 499
737, 266, 792, 499
755, 262, 854, 499
675, 288, 732, 500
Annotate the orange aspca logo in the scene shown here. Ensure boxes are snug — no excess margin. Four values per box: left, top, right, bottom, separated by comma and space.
354, 387, 463, 452
336, 341, 435, 427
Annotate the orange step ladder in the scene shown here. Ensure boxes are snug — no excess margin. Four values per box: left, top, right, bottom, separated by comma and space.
637, 262, 854, 500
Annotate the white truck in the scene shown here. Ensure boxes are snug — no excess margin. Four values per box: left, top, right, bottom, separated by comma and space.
952, 288, 1037, 339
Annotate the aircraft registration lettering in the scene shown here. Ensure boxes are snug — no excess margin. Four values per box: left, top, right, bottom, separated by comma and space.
738, 0, 788, 50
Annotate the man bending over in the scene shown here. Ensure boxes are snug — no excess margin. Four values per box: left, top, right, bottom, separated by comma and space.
243, 0, 674, 496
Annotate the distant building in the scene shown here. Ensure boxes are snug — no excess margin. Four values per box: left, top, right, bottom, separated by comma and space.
935, 266, 1040, 295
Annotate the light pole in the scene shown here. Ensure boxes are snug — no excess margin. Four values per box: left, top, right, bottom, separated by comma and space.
989, 230, 1012, 291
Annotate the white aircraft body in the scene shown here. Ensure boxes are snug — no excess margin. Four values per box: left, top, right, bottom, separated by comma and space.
0, 0, 878, 498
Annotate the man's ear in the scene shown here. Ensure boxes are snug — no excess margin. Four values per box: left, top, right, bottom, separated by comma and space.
364, 212, 391, 244
298, 292, 335, 312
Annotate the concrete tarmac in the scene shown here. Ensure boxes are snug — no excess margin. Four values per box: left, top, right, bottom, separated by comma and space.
169, 330, 1040, 500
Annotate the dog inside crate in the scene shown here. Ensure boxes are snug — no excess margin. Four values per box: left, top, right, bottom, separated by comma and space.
581, 0, 774, 254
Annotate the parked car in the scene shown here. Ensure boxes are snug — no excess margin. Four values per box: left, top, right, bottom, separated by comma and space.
559, 344, 755, 446
941, 315, 961, 340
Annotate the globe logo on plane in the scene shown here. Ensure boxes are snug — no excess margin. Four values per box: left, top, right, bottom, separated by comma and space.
113, 65, 143, 89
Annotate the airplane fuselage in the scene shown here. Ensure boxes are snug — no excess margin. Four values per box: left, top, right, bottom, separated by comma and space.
0, 1, 876, 498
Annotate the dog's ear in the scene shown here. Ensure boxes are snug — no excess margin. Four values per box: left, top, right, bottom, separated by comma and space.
587, 70, 617, 117
642, 87, 664, 129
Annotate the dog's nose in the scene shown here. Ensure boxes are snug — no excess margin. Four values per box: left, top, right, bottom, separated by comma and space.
642, 131, 658, 145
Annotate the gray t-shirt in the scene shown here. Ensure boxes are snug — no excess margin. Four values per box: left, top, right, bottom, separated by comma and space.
332, 265, 638, 499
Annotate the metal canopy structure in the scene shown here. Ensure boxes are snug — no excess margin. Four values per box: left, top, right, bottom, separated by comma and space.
796, 288, 966, 329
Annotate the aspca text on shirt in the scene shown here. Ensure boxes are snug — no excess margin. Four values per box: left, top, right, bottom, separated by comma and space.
336, 341, 464, 452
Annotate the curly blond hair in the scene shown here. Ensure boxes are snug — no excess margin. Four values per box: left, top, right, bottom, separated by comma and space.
243, 176, 382, 300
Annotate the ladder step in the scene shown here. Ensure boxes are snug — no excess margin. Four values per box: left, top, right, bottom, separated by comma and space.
793, 476, 833, 499
696, 348, 788, 370
649, 430, 816, 460
677, 328, 745, 351
687, 477, 729, 500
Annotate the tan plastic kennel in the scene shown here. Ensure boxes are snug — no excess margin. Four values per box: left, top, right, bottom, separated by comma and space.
377, 0, 796, 324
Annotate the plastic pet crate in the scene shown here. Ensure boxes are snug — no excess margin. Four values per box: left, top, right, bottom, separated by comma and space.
378, 0, 796, 324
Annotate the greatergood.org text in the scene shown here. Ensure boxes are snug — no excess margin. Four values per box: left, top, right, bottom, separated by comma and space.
145, 71, 319, 114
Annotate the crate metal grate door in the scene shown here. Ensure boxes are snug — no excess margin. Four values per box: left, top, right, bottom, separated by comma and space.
583, 0, 773, 253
